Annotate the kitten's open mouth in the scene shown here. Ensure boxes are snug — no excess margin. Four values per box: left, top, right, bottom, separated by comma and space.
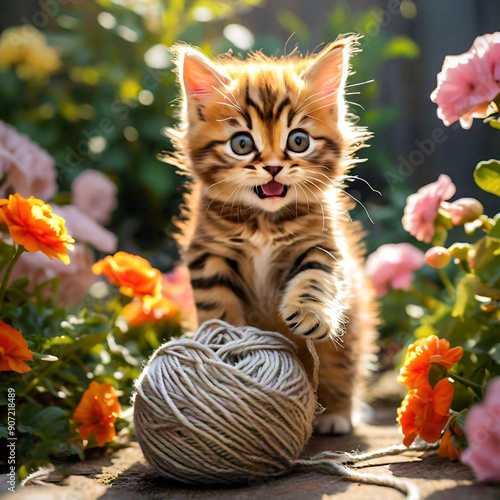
255, 180, 288, 199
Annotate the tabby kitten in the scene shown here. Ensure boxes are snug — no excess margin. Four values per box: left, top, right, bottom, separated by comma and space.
168, 36, 378, 434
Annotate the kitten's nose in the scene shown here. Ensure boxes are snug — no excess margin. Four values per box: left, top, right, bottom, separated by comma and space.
263, 165, 283, 178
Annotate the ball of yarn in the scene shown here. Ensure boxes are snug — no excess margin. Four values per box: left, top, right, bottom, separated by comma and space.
133, 320, 316, 485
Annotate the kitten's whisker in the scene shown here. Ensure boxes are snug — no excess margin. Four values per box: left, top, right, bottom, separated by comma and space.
297, 182, 310, 214
314, 246, 339, 263
339, 188, 375, 224
295, 88, 340, 116
215, 101, 242, 113
345, 100, 365, 110
301, 170, 333, 185
230, 184, 245, 218
212, 85, 245, 115
216, 117, 238, 122
204, 176, 237, 194
345, 79, 374, 88
293, 82, 339, 114
220, 183, 242, 217
304, 101, 337, 115
302, 181, 325, 231
344, 175, 382, 196
307, 164, 331, 171
304, 114, 336, 132
294, 184, 298, 216
205, 181, 241, 215
206, 68, 245, 114
303, 175, 330, 192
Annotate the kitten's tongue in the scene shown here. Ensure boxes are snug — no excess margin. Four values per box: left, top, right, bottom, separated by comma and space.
261, 180, 283, 196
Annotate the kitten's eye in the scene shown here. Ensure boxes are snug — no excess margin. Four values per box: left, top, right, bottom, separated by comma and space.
230, 133, 255, 156
287, 130, 310, 153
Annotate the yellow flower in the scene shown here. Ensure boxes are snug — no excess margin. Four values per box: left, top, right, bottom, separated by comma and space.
0, 194, 75, 264
0, 26, 60, 80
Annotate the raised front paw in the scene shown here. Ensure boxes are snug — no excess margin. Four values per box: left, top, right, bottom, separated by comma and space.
280, 301, 331, 340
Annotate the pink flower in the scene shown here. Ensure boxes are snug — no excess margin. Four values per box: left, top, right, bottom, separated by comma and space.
461, 378, 500, 482
161, 265, 197, 330
402, 175, 456, 244
431, 32, 500, 129
72, 169, 118, 225
0, 120, 57, 200
9, 244, 96, 307
52, 205, 117, 254
365, 243, 425, 297
447, 198, 484, 225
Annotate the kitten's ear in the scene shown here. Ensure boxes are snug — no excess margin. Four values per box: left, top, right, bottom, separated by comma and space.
299, 37, 355, 111
172, 44, 231, 106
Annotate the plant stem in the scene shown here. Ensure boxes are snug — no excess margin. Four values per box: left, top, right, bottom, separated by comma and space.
438, 270, 455, 298
0, 245, 25, 311
447, 370, 483, 397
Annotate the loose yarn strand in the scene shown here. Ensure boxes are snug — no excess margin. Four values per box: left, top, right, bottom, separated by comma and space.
134, 321, 423, 499
293, 457, 420, 500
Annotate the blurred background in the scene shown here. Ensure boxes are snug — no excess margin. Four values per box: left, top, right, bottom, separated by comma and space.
1, 0, 499, 267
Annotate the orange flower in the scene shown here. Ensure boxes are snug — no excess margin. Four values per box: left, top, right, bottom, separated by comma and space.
73, 381, 121, 447
398, 335, 463, 389
438, 421, 464, 461
92, 251, 162, 298
397, 378, 454, 447
161, 266, 196, 325
0, 320, 33, 373
0, 194, 74, 264
122, 294, 180, 327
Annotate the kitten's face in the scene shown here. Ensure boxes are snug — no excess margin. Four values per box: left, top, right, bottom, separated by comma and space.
174, 41, 354, 214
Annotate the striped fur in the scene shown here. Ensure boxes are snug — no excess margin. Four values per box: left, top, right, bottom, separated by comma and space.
167, 36, 378, 434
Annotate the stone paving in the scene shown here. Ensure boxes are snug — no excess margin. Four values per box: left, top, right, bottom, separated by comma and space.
2, 374, 499, 500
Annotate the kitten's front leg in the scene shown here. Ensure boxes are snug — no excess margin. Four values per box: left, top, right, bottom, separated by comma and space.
280, 246, 345, 341
187, 251, 247, 327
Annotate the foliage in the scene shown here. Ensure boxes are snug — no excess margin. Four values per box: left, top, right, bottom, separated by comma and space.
0, 0, 417, 263
0, 0, 423, 478
0, 241, 182, 476
380, 75, 500, 458
0, 0, 262, 265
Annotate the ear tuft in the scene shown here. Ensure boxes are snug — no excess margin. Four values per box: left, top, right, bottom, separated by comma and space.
171, 44, 231, 103
299, 36, 358, 110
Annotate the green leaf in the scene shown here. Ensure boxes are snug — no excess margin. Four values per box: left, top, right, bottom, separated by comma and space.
474, 159, 500, 196
453, 408, 468, 434
34, 407, 70, 441
0, 241, 15, 274
490, 344, 500, 364
381, 36, 420, 60
428, 362, 448, 389
470, 236, 500, 287
490, 215, 500, 239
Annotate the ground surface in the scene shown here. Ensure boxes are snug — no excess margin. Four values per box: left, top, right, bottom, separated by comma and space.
2, 373, 499, 500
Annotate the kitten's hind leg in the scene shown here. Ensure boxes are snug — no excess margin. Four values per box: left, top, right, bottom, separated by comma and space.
313, 341, 357, 435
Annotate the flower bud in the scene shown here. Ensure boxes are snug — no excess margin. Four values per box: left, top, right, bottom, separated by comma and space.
448, 198, 484, 225
425, 247, 451, 269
